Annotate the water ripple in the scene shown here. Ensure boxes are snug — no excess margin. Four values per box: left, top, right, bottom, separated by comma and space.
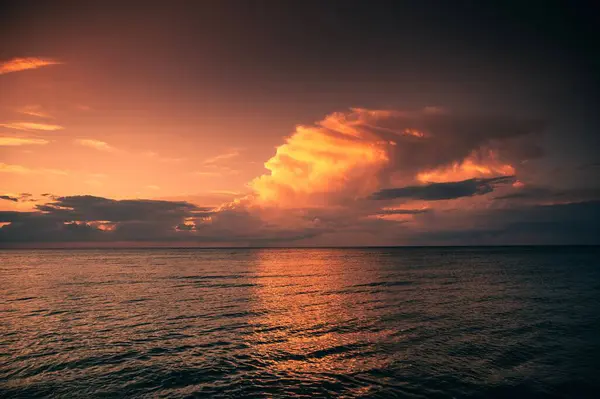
1, 247, 599, 398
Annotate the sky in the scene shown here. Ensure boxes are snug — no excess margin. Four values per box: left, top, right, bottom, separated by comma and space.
1, 1, 599, 247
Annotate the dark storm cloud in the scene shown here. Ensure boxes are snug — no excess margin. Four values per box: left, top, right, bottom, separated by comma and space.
0, 195, 19, 202
578, 162, 600, 170
371, 176, 515, 201
410, 201, 600, 246
495, 186, 600, 203
1, 192, 599, 245
376, 209, 430, 215
35, 195, 212, 222
0, 195, 325, 244
0, 196, 211, 243
330, 110, 545, 179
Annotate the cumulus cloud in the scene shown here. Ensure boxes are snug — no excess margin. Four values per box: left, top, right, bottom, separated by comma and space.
0, 57, 62, 75
249, 108, 541, 208
7, 107, 590, 247
0, 137, 49, 146
370, 176, 515, 201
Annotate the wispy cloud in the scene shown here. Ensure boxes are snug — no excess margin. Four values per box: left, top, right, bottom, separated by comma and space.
0, 57, 62, 75
74, 139, 115, 152
193, 171, 223, 177
0, 163, 67, 175
203, 149, 241, 165
0, 137, 49, 146
16, 105, 53, 119
142, 151, 185, 163
74, 104, 92, 111
0, 122, 64, 131
193, 165, 240, 178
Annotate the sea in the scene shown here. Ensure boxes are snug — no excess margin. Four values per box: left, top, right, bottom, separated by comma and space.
1, 247, 599, 398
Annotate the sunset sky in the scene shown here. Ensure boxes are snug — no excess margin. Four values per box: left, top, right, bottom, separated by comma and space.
1, 1, 599, 246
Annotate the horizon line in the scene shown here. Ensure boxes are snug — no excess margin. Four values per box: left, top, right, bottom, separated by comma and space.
1, 244, 598, 250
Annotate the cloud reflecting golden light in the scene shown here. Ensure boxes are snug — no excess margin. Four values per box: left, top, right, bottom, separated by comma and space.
15, 105, 53, 119
0, 163, 67, 175
0, 137, 49, 146
416, 150, 515, 183
74, 139, 115, 152
0, 122, 64, 131
203, 149, 241, 165
250, 111, 390, 206
0, 57, 62, 75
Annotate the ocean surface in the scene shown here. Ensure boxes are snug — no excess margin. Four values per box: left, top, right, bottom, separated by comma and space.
1, 247, 599, 398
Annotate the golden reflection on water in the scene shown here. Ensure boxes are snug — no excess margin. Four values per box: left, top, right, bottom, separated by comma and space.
247, 249, 392, 377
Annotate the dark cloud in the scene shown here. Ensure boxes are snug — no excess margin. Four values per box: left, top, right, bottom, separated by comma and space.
578, 162, 600, 170
1, 193, 598, 246
495, 186, 600, 203
336, 110, 545, 179
371, 176, 515, 201
0, 195, 19, 202
0, 193, 37, 202
34, 195, 212, 222
0, 195, 324, 245
376, 208, 430, 215
409, 201, 600, 246
0, 196, 210, 243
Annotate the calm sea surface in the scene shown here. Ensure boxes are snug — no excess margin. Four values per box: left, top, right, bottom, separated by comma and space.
1, 247, 599, 398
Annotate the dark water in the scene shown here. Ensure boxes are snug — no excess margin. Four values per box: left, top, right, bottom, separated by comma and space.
1, 247, 599, 398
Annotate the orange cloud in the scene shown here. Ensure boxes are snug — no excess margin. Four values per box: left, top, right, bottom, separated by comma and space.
0, 57, 62, 75
416, 150, 515, 183
142, 151, 185, 163
0, 163, 67, 175
194, 171, 222, 177
250, 111, 390, 206
74, 139, 115, 152
203, 149, 241, 165
403, 128, 426, 138
0, 137, 49, 146
0, 108, 544, 246
16, 105, 53, 119
243, 108, 539, 212
0, 122, 64, 131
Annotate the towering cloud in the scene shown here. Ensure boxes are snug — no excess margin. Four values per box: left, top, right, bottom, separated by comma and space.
249, 108, 541, 208
1, 108, 567, 246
